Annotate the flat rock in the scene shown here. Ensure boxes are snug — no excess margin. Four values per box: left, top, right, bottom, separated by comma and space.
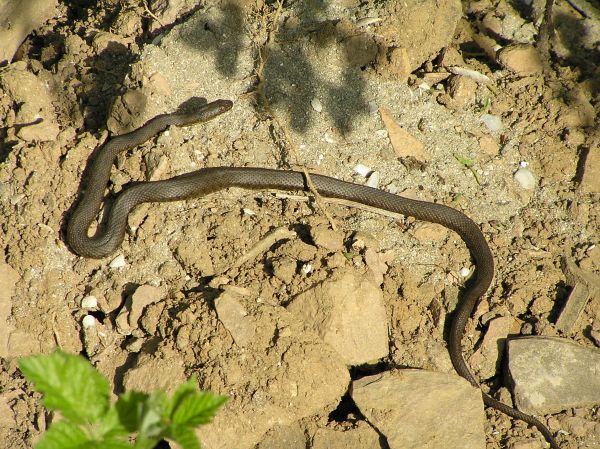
287, 268, 389, 365
507, 336, 600, 414
214, 288, 256, 347
579, 147, 600, 193
0, 263, 19, 358
311, 423, 381, 449
497, 44, 543, 75
122, 351, 187, 395
0, 65, 60, 142
351, 370, 485, 449
556, 257, 600, 333
0, 0, 58, 65
469, 315, 514, 379
256, 423, 306, 449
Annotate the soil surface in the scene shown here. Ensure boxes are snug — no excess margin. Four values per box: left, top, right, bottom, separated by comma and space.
0, 1, 599, 449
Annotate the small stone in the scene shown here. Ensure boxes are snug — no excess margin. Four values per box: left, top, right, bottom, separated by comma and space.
507, 336, 600, 414
82, 315, 96, 328
81, 295, 98, 309
215, 289, 256, 347
353, 164, 372, 177
469, 316, 514, 379
446, 75, 478, 109
352, 370, 485, 449
480, 114, 502, 132
311, 98, 323, 113
109, 254, 126, 268
478, 135, 499, 157
514, 167, 536, 190
497, 44, 543, 75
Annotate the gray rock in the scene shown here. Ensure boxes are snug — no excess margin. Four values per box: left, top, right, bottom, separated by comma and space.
351, 370, 485, 449
507, 336, 600, 414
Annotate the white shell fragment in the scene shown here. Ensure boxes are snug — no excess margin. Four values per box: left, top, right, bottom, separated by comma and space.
109, 254, 126, 269
366, 171, 380, 188
311, 98, 323, 113
480, 114, 502, 132
356, 17, 382, 27
514, 167, 536, 190
447, 66, 491, 84
301, 263, 312, 274
354, 164, 372, 177
81, 295, 98, 309
459, 267, 471, 278
82, 315, 96, 328
242, 208, 256, 216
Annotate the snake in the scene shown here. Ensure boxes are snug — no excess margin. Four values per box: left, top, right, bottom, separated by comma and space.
66, 99, 559, 448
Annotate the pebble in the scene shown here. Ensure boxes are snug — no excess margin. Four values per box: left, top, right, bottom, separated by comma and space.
109, 254, 126, 268
366, 171, 380, 188
514, 167, 536, 190
311, 98, 323, 113
81, 295, 98, 309
82, 315, 96, 328
480, 114, 502, 132
353, 164, 372, 177
459, 267, 471, 277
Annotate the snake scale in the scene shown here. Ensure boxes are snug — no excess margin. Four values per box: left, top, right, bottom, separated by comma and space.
66, 99, 559, 449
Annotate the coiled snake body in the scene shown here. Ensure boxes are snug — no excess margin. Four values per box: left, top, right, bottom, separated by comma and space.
66, 99, 559, 448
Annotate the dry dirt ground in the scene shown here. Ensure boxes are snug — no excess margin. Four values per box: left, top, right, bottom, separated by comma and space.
0, 0, 599, 448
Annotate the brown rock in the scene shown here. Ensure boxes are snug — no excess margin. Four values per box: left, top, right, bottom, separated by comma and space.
497, 44, 543, 75
579, 147, 600, 193
0, 0, 58, 65
0, 263, 19, 358
287, 268, 389, 365
215, 289, 256, 347
352, 370, 485, 449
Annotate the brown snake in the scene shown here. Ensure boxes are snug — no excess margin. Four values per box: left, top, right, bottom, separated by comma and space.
66, 99, 559, 448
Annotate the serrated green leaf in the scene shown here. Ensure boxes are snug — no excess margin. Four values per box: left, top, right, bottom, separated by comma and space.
170, 391, 227, 428
115, 391, 151, 432
35, 420, 91, 449
167, 425, 200, 449
19, 350, 110, 424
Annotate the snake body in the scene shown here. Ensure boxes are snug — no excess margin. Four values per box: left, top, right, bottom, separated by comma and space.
66, 99, 559, 449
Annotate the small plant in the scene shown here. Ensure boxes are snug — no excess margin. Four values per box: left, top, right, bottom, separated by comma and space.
19, 349, 227, 449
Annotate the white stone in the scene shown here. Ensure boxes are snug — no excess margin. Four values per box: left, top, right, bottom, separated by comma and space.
514, 167, 536, 190
82, 315, 96, 328
81, 295, 98, 309
109, 254, 126, 268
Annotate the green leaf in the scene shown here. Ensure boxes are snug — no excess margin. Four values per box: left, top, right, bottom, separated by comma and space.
167, 425, 200, 449
115, 391, 151, 432
35, 420, 91, 449
167, 379, 227, 428
19, 350, 110, 424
